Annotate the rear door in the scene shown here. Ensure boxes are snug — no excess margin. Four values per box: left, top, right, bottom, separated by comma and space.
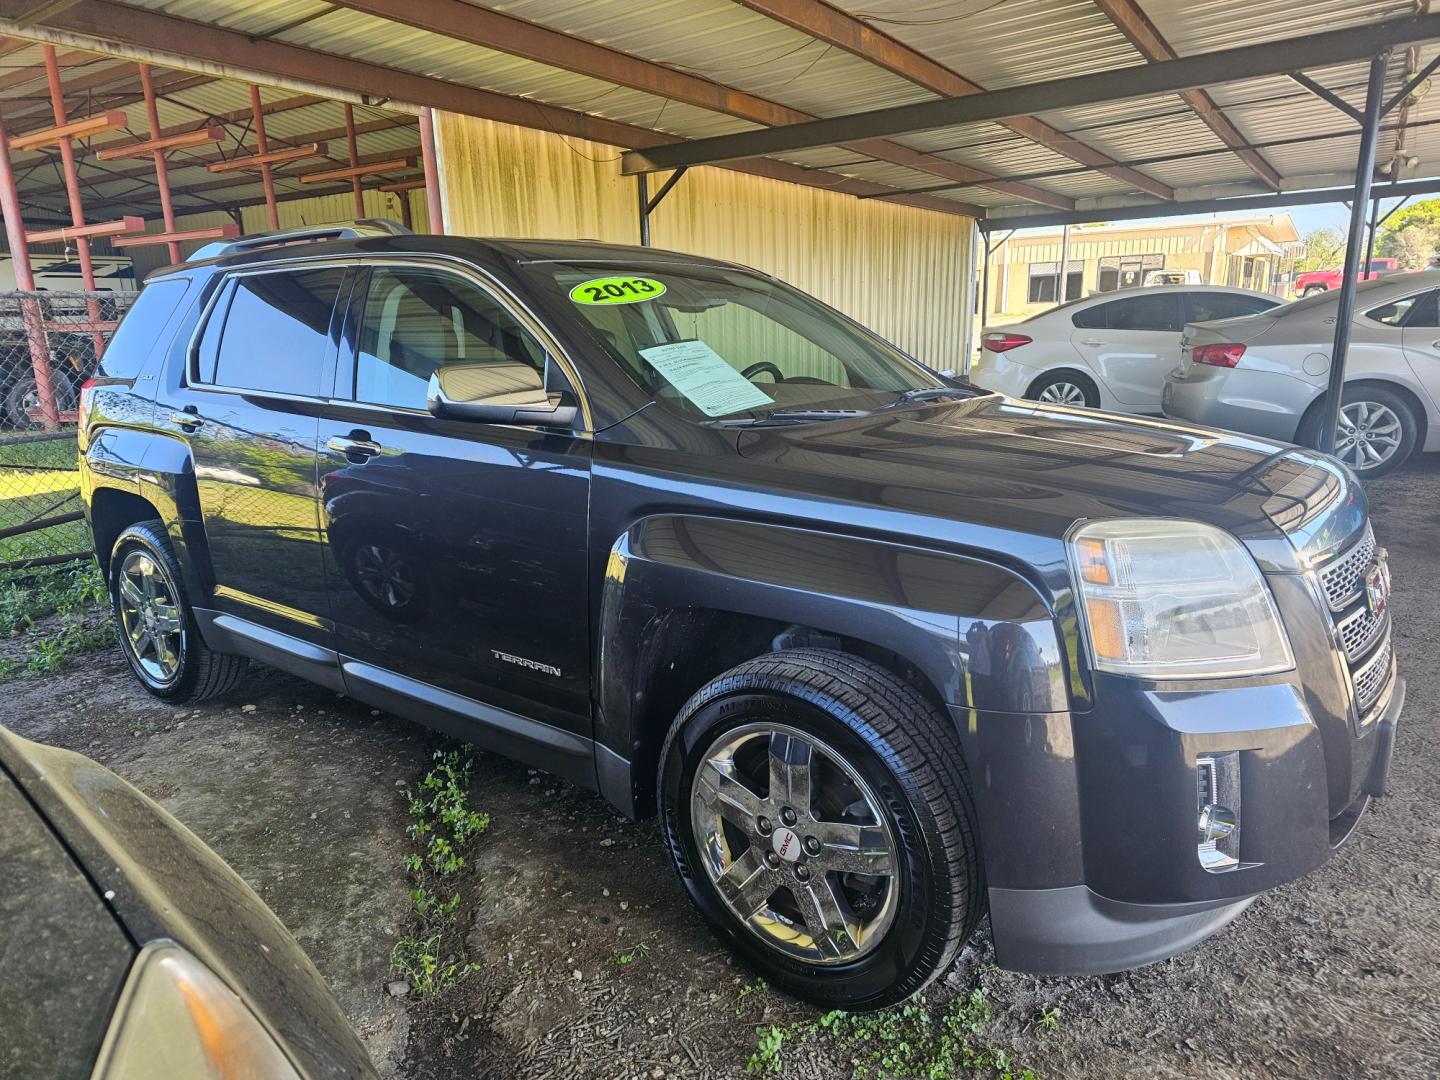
157, 264, 347, 646
1070, 292, 1184, 409
315, 261, 593, 739
1395, 289, 1440, 411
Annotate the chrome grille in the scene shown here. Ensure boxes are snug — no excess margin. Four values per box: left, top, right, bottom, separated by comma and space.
1337, 603, 1386, 662
1351, 632, 1393, 714
1319, 525, 1375, 611
1311, 519, 1394, 721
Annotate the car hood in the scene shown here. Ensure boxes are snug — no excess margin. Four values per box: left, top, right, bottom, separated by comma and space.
735, 393, 1340, 563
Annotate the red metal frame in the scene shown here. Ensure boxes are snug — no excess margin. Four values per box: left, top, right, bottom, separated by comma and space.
252, 84, 278, 229
0, 112, 57, 430
344, 102, 364, 216
419, 106, 442, 234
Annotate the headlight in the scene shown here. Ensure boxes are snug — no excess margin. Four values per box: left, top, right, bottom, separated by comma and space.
1068, 518, 1293, 679
92, 941, 301, 1080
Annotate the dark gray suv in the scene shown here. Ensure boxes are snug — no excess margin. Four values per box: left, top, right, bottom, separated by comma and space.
79, 221, 1403, 1009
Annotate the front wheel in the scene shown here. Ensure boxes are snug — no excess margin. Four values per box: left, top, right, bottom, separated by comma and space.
658, 649, 984, 1009
109, 520, 248, 701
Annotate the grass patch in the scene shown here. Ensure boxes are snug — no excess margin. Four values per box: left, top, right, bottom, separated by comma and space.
390, 748, 490, 1001
0, 561, 110, 679
0, 432, 86, 567
744, 989, 1037, 1079
605, 942, 651, 967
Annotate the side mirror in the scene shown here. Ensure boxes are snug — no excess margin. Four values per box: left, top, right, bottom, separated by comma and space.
426, 363, 578, 428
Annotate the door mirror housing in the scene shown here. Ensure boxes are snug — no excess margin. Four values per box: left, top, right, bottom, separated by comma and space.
426, 362, 578, 428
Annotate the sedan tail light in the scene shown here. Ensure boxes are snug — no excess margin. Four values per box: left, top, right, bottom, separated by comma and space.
1192, 343, 1246, 368
982, 332, 1032, 353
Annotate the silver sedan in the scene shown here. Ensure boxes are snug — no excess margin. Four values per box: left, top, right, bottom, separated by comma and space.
1163, 272, 1440, 476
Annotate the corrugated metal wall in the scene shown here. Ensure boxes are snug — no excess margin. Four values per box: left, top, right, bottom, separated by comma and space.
434, 112, 974, 372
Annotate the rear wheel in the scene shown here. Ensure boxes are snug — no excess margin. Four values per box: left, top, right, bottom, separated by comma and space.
1302, 285, 1328, 296
1027, 370, 1100, 408
658, 649, 983, 1009
1300, 384, 1418, 478
109, 520, 248, 701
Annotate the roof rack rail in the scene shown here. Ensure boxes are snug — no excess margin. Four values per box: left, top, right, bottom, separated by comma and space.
188, 218, 413, 262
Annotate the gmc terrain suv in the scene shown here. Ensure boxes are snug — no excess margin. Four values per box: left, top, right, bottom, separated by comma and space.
80, 221, 1404, 1009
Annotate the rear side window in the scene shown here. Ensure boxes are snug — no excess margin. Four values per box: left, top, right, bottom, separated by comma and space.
1102, 293, 1184, 331
98, 278, 190, 379
1366, 290, 1437, 327
1071, 303, 1106, 329
194, 267, 345, 396
1187, 293, 1279, 322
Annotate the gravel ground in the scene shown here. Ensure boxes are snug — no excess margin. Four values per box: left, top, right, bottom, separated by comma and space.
3, 457, 1438, 1079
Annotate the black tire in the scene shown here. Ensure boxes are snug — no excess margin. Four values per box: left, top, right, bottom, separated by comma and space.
1302, 285, 1328, 296
658, 649, 983, 1010
1298, 383, 1418, 479
108, 520, 248, 701
1026, 369, 1101, 408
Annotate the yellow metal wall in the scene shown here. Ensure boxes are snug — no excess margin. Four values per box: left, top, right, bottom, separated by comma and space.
434, 112, 973, 371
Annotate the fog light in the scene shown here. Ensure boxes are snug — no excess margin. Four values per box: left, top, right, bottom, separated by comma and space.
1196, 754, 1241, 872
1199, 803, 1237, 845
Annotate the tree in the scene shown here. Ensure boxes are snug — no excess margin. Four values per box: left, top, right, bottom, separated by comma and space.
1381, 222, 1438, 269
1376, 197, 1440, 267
1297, 227, 1345, 272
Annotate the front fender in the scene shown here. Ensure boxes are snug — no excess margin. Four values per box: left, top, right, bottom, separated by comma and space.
596, 513, 1066, 767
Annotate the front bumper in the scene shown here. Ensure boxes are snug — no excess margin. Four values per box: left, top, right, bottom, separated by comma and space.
952, 675, 1403, 976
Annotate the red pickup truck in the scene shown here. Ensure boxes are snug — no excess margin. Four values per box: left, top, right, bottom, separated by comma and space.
1294, 258, 1399, 295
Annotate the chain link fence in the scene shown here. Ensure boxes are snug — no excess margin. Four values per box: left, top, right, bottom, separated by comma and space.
0, 290, 135, 577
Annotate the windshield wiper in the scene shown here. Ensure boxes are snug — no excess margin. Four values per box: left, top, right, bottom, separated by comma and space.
709, 408, 872, 428
886, 385, 977, 406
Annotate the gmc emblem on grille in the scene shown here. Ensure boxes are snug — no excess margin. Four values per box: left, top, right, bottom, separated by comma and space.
1364, 552, 1391, 617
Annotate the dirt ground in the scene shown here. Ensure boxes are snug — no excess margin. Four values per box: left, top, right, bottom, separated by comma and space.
4, 458, 1439, 1079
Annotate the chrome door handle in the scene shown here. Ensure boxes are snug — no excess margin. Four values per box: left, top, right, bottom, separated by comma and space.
327, 435, 382, 459
168, 410, 204, 428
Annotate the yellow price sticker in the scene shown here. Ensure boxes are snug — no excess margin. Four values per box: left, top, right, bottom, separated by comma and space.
569, 276, 667, 305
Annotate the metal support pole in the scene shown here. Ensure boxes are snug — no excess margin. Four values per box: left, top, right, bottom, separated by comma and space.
343, 103, 365, 217
1055, 223, 1071, 307
43, 45, 103, 360
637, 172, 650, 246
0, 110, 55, 430
139, 63, 181, 265
418, 106, 443, 235
1320, 52, 1389, 457
980, 233, 991, 325
250, 84, 279, 230
1363, 190, 1382, 274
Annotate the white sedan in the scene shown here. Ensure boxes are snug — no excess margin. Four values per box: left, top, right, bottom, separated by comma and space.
970, 284, 1281, 413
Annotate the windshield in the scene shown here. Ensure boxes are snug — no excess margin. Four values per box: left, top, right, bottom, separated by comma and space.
521, 260, 944, 421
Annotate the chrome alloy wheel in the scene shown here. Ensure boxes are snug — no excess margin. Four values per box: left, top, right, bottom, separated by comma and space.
1335, 401, 1403, 470
689, 723, 899, 965
116, 549, 184, 685
1036, 381, 1088, 407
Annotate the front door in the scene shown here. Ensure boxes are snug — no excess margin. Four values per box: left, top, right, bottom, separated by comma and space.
158, 265, 347, 644
316, 263, 592, 736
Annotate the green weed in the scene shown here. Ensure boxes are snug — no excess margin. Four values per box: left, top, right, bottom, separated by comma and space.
744, 989, 1036, 1079
391, 748, 491, 1001
735, 976, 769, 1017
605, 943, 650, 966
388, 935, 478, 1000
0, 562, 110, 680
